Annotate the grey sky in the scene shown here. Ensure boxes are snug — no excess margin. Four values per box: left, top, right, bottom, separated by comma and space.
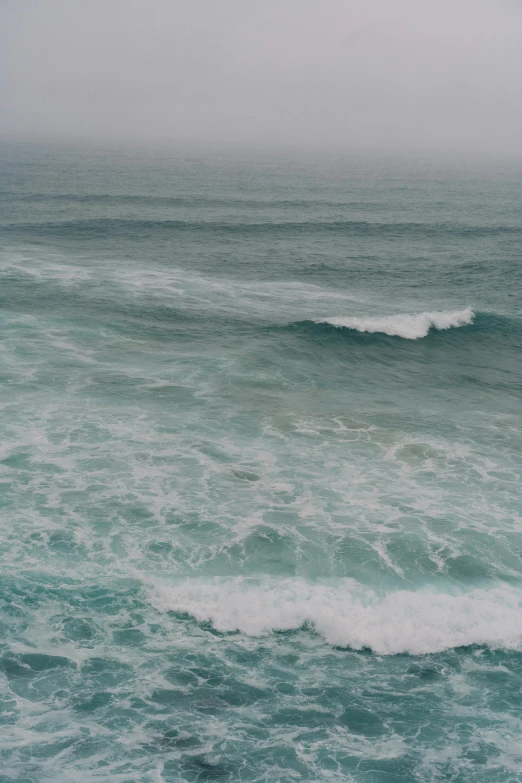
2, 0, 522, 153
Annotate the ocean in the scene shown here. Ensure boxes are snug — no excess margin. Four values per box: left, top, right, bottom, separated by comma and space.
1, 141, 521, 782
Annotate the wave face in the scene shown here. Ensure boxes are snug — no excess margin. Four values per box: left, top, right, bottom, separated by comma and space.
1, 143, 522, 782
314, 307, 475, 339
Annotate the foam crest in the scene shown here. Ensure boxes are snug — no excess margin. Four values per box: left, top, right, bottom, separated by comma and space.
315, 307, 474, 339
149, 578, 522, 655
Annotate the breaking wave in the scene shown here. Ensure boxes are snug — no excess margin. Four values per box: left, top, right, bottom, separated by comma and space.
313, 308, 475, 339
149, 577, 522, 655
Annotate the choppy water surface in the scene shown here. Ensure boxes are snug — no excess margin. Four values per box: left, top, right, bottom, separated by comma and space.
1, 143, 522, 782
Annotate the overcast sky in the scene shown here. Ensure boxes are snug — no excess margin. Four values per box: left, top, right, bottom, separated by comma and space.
2, 0, 522, 153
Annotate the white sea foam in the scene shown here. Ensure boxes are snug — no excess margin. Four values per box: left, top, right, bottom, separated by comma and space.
315, 307, 474, 339
148, 577, 522, 655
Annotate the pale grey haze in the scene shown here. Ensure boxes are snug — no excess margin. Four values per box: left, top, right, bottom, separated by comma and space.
2, 0, 522, 154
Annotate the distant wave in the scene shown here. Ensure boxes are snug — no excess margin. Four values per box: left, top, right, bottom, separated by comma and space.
4, 217, 521, 239
312, 308, 474, 339
149, 577, 522, 655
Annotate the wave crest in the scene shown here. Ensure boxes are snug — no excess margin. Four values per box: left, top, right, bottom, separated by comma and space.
314, 307, 474, 339
149, 577, 522, 655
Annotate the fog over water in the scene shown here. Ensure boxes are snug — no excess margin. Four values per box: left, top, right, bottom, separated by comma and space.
2, 0, 522, 154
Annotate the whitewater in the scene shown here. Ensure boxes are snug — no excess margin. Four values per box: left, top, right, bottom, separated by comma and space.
1, 142, 522, 783
149, 578, 522, 654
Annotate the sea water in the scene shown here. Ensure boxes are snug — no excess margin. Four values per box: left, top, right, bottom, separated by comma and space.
0, 142, 521, 782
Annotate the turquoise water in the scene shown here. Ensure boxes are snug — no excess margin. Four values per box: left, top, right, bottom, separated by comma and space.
1, 142, 522, 782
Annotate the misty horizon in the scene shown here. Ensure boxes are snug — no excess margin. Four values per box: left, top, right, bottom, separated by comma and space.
2, 0, 522, 157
